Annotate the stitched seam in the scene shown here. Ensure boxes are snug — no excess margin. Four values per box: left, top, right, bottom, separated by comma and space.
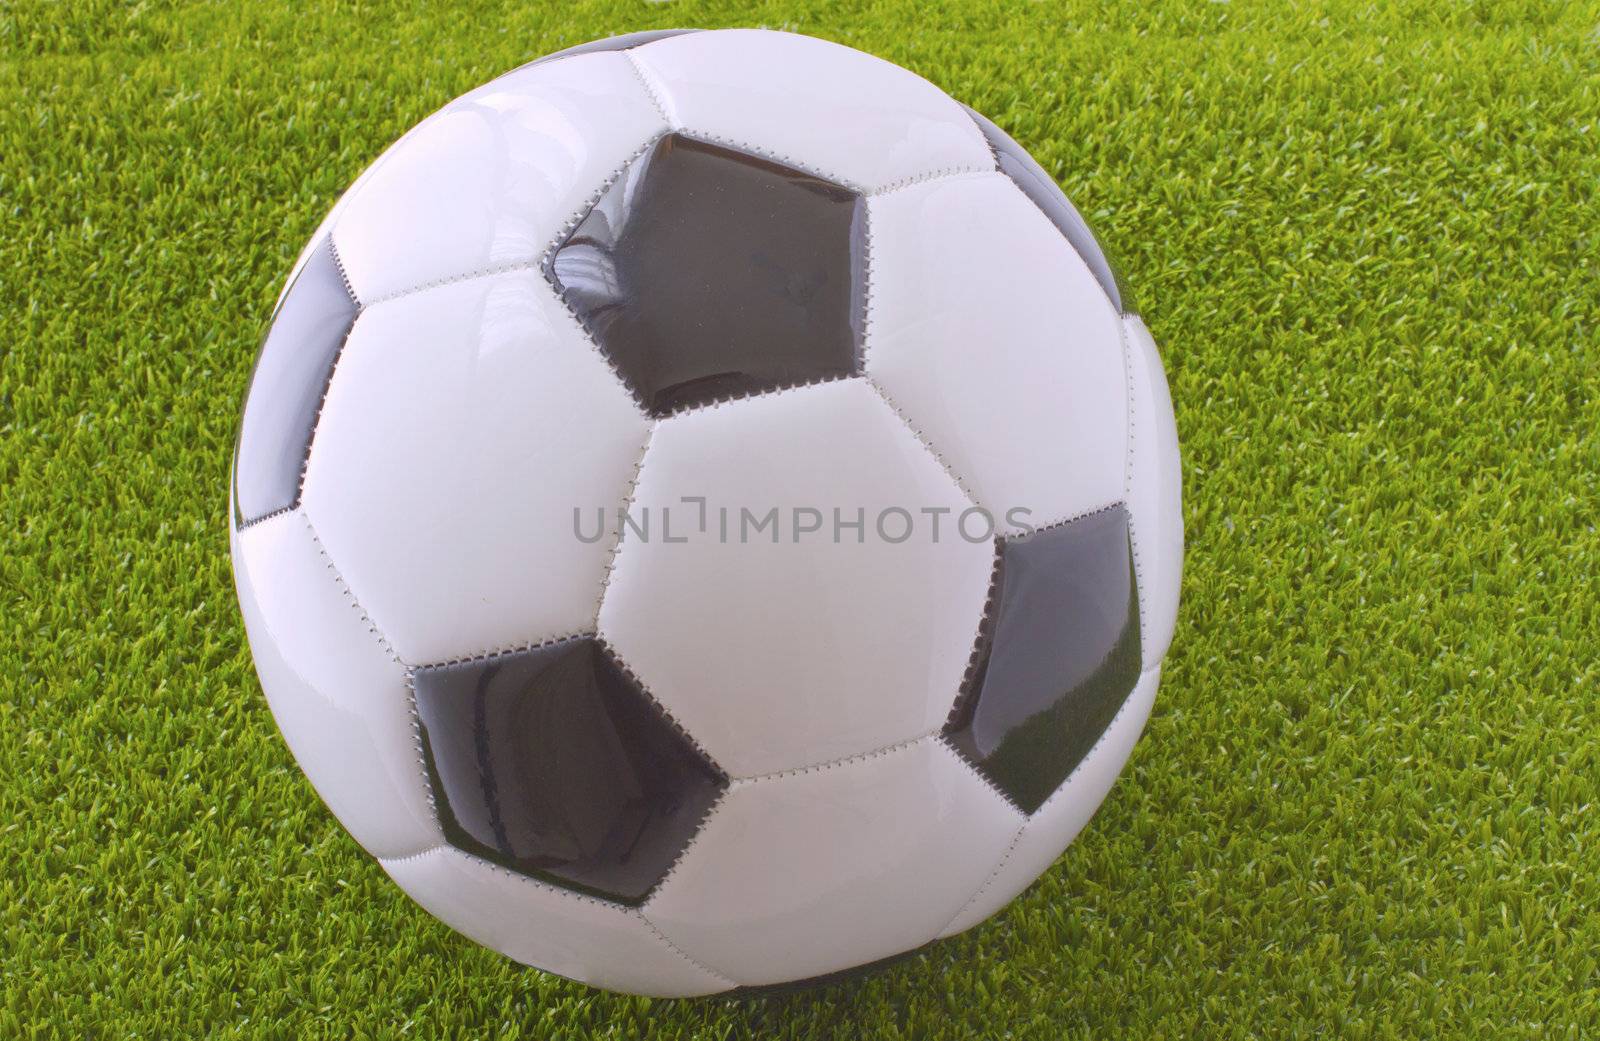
413, 629, 594, 672
593, 423, 657, 627
1009, 499, 1126, 543
861, 374, 982, 511
968, 109, 1124, 315
596, 636, 728, 781
866, 165, 994, 197
731, 732, 933, 786
1119, 316, 1151, 648
302, 512, 401, 665
358, 135, 663, 315
638, 912, 740, 988
651, 370, 856, 421
294, 289, 361, 506
857, 196, 873, 372
1028, 661, 1159, 821
942, 542, 1004, 733
940, 734, 1027, 813
302, 510, 441, 830
624, 50, 673, 125
445, 846, 640, 911
541, 134, 668, 414
963, 105, 1004, 171
676, 128, 863, 194
328, 236, 360, 306
936, 819, 1027, 936
379, 844, 444, 868
236, 503, 293, 531
640, 788, 726, 908
402, 668, 440, 827
953, 103, 1004, 167
363, 258, 546, 308
933, 662, 1160, 937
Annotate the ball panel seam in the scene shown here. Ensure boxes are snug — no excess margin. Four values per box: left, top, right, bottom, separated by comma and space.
931, 661, 1161, 938
638, 913, 741, 990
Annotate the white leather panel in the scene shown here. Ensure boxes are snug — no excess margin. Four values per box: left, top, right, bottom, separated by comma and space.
381, 846, 733, 997
331, 52, 668, 302
645, 738, 1022, 985
231, 510, 437, 858
301, 272, 649, 666
865, 172, 1128, 535
598, 379, 995, 778
1123, 314, 1184, 668
630, 29, 993, 192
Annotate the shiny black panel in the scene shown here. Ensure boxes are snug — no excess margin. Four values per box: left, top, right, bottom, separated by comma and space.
962, 105, 1127, 314
546, 133, 863, 415
517, 29, 699, 71
945, 506, 1142, 813
233, 236, 358, 526
412, 637, 725, 904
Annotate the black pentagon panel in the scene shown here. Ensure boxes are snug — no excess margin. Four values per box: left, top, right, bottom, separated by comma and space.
411, 636, 726, 905
962, 105, 1128, 314
944, 506, 1142, 814
233, 235, 358, 526
546, 133, 864, 416
517, 28, 699, 71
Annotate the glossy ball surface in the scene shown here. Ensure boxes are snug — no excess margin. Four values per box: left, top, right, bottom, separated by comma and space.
230, 27, 1182, 995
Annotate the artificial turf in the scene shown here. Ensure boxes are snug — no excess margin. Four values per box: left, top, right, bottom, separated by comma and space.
3, 0, 1597, 1036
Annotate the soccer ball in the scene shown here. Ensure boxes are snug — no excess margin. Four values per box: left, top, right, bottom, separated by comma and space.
230, 28, 1182, 996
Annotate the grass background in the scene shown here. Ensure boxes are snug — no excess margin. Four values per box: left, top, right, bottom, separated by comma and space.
3, 0, 1598, 1036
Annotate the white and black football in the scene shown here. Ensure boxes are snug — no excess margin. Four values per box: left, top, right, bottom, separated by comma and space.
230, 27, 1182, 996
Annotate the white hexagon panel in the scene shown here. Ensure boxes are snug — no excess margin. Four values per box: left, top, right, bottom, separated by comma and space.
598, 379, 996, 778
642, 738, 1022, 986
864, 170, 1129, 536
300, 271, 649, 666
230, 26, 1182, 998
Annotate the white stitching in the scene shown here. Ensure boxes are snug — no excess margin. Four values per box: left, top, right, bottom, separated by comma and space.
592, 423, 657, 627
378, 844, 444, 868
293, 245, 361, 507
441, 846, 645, 912
357, 135, 663, 314
402, 668, 440, 826
1118, 316, 1150, 649
639, 788, 725, 907
731, 732, 933, 786
939, 733, 1027, 812
957, 102, 1004, 167
595, 636, 728, 778
638, 912, 740, 988
236, 503, 293, 531
676, 128, 863, 193
651, 370, 856, 420
933, 662, 1161, 937
866, 165, 994, 197
302, 512, 401, 665
624, 50, 674, 126
857, 198, 873, 372
937, 820, 1027, 936
328, 235, 360, 306
301, 510, 441, 829
413, 629, 594, 672
941, 542, 1004, 732
861, 374, 982, 511
361, 258, 547, 309
962, 105, 1004, 171
1011, 499, 1126, 541
538, 134, 668, 413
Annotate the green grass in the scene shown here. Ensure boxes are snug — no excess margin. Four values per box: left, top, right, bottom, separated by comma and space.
3, 0, 1598, 1036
